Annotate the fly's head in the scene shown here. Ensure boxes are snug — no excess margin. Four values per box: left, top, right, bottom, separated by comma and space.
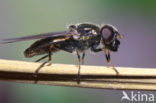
100, 24, 123, 51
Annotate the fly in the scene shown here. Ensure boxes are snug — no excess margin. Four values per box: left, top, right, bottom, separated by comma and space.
1, 23, 123, 83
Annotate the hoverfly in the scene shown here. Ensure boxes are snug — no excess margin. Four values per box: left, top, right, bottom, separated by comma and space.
1, 23, 123, 83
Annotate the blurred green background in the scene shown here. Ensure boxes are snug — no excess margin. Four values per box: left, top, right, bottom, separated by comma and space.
0, 0, 156, 103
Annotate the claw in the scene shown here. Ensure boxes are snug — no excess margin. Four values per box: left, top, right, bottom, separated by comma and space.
108, 63, 119, 75
46, 63, 52, 66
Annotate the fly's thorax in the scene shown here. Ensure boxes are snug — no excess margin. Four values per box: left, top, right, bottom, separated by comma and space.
67, 24, 77, 33
67, 24, 81, 40
77, 23, 100, 37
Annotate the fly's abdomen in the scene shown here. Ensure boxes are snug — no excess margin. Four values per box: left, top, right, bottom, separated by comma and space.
24, 36, 68, 58
24, 38, 54, 58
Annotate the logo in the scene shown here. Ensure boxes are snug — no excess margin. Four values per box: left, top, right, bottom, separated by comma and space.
121, 91, 154, 102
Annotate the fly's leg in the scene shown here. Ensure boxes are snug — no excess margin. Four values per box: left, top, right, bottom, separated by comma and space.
34, 44, 54, 83
82, 52, 85, 65
35, 54, 52, 66
103, 49, 110, 63
102, 49, 119, 75
34, 51, 51, 77
35, 55, 48, 62
76, 49, 81, 84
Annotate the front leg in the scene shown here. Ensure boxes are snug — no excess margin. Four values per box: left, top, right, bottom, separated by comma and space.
102, 49, 110, 63
91, 46, 119, 75
102, 48, 119, 75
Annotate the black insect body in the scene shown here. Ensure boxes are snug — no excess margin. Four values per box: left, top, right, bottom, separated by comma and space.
1, 23, 123, 83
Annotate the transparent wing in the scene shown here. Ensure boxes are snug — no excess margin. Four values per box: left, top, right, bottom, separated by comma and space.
1, 31, 69, 44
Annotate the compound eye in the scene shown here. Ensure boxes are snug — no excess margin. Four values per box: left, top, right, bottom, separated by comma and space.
102, 28, 113, 39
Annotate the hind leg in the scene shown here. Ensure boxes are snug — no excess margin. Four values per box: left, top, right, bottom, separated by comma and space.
35, 54, 52, 66
34, 44, 54, 83
35, 55, 49, 62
